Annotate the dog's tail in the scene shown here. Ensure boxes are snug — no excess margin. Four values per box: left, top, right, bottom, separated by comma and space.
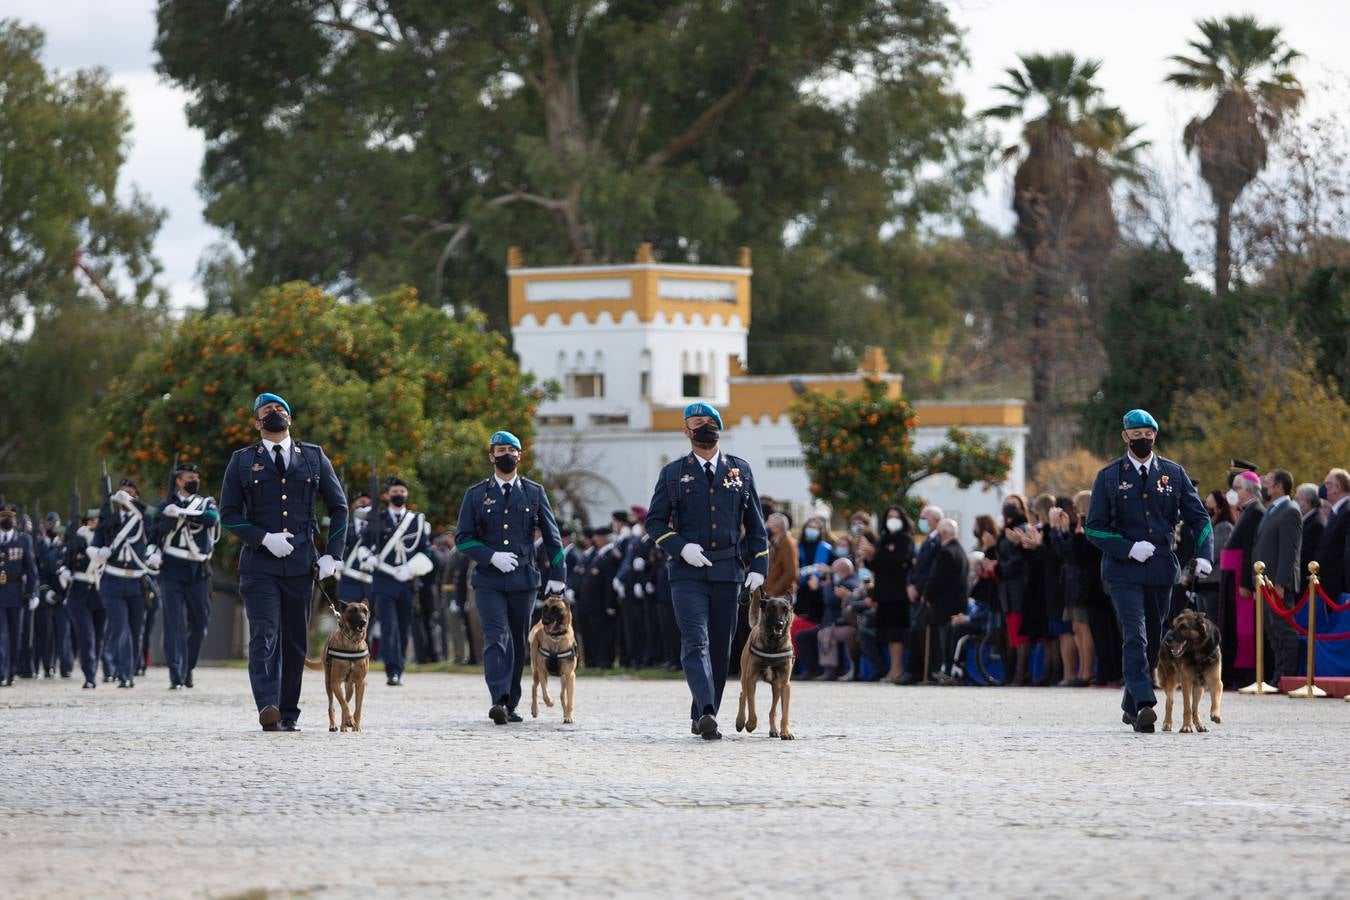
303, 658, 324, 671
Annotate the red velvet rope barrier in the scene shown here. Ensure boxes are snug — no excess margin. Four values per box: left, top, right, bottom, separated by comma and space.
1316, 582, 1350, 614
1261, 581, 1350, 641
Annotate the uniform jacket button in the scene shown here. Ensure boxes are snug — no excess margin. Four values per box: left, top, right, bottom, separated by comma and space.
281, 495, 287, 500
502, 540, 510, 546
282, 511, 288, 517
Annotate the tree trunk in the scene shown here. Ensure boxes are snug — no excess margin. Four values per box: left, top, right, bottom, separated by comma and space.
1215, 198, 1232, 301
1027, 261, 1055, 470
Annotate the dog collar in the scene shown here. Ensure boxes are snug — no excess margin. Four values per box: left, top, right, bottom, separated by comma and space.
539, 644, 578, 661
326, 647, 370, 660
749, 643, 794, 661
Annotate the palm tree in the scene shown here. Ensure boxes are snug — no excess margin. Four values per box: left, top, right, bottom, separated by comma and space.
1167, 15, 1303, 300
982, 54, 1144, 464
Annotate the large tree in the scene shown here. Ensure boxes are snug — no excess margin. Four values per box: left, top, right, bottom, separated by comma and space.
0, 20, 166, 331
1166, 14, 1303, 300
95, 283, 548, 534
981, 53, 1143, 464
154, 0, 987, 370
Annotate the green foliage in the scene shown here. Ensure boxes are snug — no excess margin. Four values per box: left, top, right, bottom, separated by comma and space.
0, 20, 166, 328
94, 283, 546, 530
790, 377, 1012, 516
154, 0, 988, 379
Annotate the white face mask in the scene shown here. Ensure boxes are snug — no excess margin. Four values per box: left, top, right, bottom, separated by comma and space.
77, 525, 94, 541
1225, 489, 1239, 507
885, 517, 902, 533
619, 525, 632, 539
632, 523, 644, 537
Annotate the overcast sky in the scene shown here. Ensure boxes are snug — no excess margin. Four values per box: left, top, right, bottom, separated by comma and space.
7, 1, 1350, 311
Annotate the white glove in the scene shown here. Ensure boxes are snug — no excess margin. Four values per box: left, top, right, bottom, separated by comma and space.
490, 551, 519, 573
633, 583, 645, 599
90, 546, 112, 563
744, 572, 765, 591
680, 542, 712, 568
58, 568, 72, 589
546, 579, 566, 595
160, 504, 182, 519
111, 490, 133, 508
356, 545, 372, 562
633, 557, 646, 572
1128, 541, 1155, 563
28, 596, 39, 611
44, 589, 57, 604
262, 532, 294, 558
1194, 558, 1213, 578
612, 577, 626, 598
564, 588, 575, 601
146, 549, 163, 570
316, 555, 341, 579
407, 552, 434, 577
394, 563, 413, 582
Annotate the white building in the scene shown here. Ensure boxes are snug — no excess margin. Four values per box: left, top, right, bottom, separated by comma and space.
508, 245, 1027, 536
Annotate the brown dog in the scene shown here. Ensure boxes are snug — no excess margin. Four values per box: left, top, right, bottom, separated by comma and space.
736, 592, 795, 740
529, 593, 578, 723
1156, 608, 1223, 733
304, 600, 371, 732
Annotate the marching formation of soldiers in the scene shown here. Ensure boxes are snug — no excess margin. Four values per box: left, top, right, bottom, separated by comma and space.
3, 392, 770, 738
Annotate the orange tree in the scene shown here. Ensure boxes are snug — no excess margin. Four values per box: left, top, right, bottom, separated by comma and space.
95, 282, 549, 534
791, 376, 1013, 516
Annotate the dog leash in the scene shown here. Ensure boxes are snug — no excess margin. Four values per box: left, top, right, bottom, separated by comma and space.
312, 563, 342, 618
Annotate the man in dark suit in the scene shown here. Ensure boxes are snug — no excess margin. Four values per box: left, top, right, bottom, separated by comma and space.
921, 518, 969, 681
1296, 483, 1324, 586
219, 393, 347, 732
0, 502, 40, 686
1255, 469, 1303, 681
1313, 468, 1350, 602
901, 505, 942, 683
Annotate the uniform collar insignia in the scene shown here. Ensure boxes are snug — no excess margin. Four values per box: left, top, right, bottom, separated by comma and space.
680, 474, 694, 483
252, 463, 264, 471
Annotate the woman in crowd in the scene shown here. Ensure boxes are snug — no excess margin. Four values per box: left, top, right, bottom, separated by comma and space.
1196, 489, 1236, 626
997, 494, 1037, 685
1050, 495, 1095, 686
1074, 490, 1120, 685
869, 505, 915, 683
1031, 493, 1063, 685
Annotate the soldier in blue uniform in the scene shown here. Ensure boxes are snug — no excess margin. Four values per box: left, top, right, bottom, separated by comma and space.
60, 510, 105, 688
219, 393, 346, 732
1085, 409, 1213, 733
152, 462, 220, 690
360, 476, 434, 686
0, 502, 40, 686
336, 491, 373, 605
35, 512, 73, 679
88, 479, 158, 688
646, 403, 768, 740
454, 430, 566, 724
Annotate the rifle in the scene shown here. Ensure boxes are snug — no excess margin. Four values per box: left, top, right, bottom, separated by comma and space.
99, 459, 114, 519
69, 479, 81, 540
370, 459, 383, 540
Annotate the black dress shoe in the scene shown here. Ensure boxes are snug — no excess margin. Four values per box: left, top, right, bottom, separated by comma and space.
82, 681, 96, 690
259, 706, 282, 732
117, 679, 132, 689
387, 676, 398, 686
279, 720, 300, 732
184, 675, 194, 688
697, 713, 721, 740
489, 704, 508, 725
506, 710, 523, 723
1133, 706, 1157, 733
45, 668, 55, 678
169, 684, 184, 691
691, 721, 700, 735
1122, 711, 1137, 727
60, 671, 72, 679
102, 675, 113, 683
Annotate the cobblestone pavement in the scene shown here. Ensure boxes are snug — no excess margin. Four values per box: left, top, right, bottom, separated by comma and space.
3, 667, 1348, 899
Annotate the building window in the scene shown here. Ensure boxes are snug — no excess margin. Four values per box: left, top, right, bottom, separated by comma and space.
682, 372, 704, 397
567, 373, 605, 398
590, 414, 629, 427
536, 414, 575, 427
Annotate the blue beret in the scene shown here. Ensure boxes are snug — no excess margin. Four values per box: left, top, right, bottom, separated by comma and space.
682, 402, 723, 429
1122, 408, 1159, 431
489, 430, 522, 450
253, 392, 291, 415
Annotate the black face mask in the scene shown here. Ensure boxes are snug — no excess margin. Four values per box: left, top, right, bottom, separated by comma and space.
0, 518, 13, 531
183, 480, 200, 495
1128, 436, 1154, 459
260, 409, 290, 432
1319, 483, 1329, 500
388, 494, 407, 507
493, 454, 519, 473
691, 423, 720, 445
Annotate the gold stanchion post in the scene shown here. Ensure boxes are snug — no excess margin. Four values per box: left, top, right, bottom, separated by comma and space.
1239, 562, 1279, 694
1288, 562, 1328, 699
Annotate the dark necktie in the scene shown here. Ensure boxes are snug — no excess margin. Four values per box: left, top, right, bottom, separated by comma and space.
705, 461, 715, 484
273, 444, 286, 477
502, 481, 512, 507
1139, 464, 1148, 483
